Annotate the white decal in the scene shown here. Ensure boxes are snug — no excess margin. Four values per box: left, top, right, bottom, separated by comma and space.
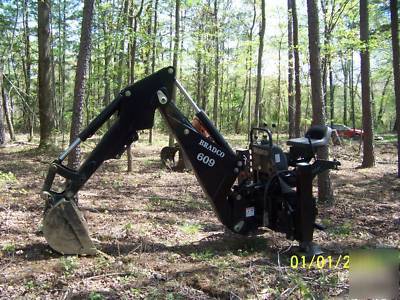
246, 207, 255, 217
197, 152, 215, 167
198, 139, 225, 158
275, 153, 281, 163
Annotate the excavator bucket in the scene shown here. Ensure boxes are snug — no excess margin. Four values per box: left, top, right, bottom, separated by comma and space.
42, 199, 97, 255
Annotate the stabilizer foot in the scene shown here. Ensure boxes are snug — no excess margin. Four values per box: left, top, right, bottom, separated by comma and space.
297, 241, 323, 258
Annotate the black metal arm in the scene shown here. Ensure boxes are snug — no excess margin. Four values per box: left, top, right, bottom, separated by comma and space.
42, 67, 243, 229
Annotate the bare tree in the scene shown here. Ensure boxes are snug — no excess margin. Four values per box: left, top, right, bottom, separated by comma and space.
168, 0, 180, 147
23, 0, 33, 141
2, 77, 15, 141
292, 0, 301, 137
340, 56, 349, 125
276, 35, 284, 142
67, 0, 95, 169
0, 65, 6, 146
254, 0, 265, 127
38, 0, 53, 148
390, 0, 400, 177
213, 0, 219, 127
126, 0, 145, 172
247, 0, 256, 137
306, 0, 333, 202
287, 0, 295, 137
360, 0, 375, 168
148, 0, 159, 144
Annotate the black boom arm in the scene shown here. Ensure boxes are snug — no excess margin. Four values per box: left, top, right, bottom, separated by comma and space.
43, 67, 245, 231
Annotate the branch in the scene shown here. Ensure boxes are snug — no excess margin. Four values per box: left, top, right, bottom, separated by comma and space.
2, 74, 35, 116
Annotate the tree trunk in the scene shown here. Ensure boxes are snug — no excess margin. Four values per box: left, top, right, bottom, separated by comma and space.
390, 0, 400, 177
1, 79, 15, 141
321, 1, 328, 122
247, 0, 256, 138
213, 0, 219, 128
115, 0, 129, 97
287, 0, 295, 137
306, 0, 333, 202
360, 0, 375, 168
254, 0, 265, 128
276, 37, 283, 142
148, 0, 158, 145
235, 69, 248, 134
151, 0, 158, 74
50, 28, 57, 131
341, 56, 348, 125
219, 47, 225, 130
38, 0, 53, 148
371, 79, 376, 127
196, 21, 203, 109
23, 0, 33, 141
0, 66, 6, 146
201, 64, 208, 112
102, 17, 111, 110
67, 0, 95, 169
168, 0, 180, 147
143, 1, 153, 76
58, 0, 67, 145
329, 60, 334, 126
292, 0, 301, 137
377, 75, 391, 127
127, 0, 144, 172
350, 52, 356, 129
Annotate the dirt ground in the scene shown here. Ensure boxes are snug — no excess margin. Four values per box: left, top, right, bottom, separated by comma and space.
0, 132, 399, 299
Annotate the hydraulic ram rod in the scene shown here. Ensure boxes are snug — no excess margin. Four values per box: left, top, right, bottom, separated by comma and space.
175, 79, 201, 113
58, 138, 81, 161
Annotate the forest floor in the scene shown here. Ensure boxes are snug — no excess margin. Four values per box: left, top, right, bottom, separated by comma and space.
0, 132, 399, 299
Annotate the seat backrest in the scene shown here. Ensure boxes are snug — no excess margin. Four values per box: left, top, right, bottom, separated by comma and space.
305, 125, 332, 144
305, 125, 328, 140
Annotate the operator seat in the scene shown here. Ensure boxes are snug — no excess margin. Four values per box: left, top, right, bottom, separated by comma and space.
287, 125, 332, 149
286, 125, 332, 166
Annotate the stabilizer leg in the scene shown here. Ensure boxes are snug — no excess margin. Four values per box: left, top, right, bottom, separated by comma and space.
295, 162, 323, 257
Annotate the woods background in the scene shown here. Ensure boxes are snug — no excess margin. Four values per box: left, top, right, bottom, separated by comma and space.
0, 0, 399, 163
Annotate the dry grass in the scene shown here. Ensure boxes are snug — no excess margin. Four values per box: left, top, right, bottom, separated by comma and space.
0, 132, 398, 299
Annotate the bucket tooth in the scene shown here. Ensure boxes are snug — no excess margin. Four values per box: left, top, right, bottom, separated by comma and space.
42, 199, 96, 255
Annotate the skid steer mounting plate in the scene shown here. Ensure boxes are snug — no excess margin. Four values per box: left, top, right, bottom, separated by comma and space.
42, 199, 96, 255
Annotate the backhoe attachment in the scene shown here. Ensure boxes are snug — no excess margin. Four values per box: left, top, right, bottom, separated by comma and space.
42, 66, 340, 256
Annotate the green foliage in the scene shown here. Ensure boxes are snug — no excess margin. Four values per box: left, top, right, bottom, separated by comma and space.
165, 293, 185, 300
124, 222, 134, 232
130, 288, 142, 297
179, 222, 202, 235
2, 243, 16, 254
190, 249, 215, 261
24, 280, 36, 291
94, 256, 111, 272
88, 292, 105, 300
330, 221, 353, 236
0, 171, 17, 183
0, 0, 397, 144
288, 273, 314, 299
60, 256, 79, 276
